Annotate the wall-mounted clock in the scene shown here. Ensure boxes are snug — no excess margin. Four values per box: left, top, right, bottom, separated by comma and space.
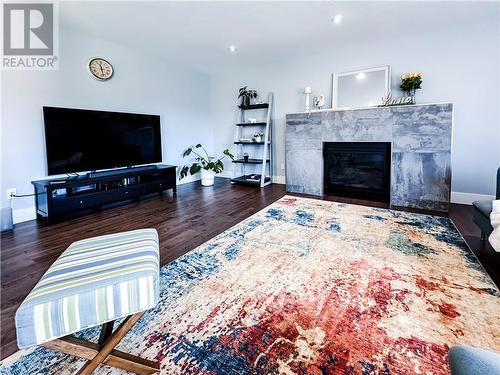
87, 57, 113, 81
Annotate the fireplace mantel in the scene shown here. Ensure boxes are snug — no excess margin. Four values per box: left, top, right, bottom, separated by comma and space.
285, 103, 453, 211
286, 102, 453, 115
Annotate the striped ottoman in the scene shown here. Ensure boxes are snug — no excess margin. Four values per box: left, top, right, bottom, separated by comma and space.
15, 228, 161, 374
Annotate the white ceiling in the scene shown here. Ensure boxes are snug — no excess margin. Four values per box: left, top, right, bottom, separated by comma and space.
60, 1, 499, 73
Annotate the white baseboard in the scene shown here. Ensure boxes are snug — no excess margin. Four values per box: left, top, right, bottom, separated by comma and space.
13, 207, 37, 224
450, 192, 495, 205
272, 175, 286, 184
177, 174, 200, 185
218, 170, 233, 179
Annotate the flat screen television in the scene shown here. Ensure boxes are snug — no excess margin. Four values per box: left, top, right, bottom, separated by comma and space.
43, 107, 162, 175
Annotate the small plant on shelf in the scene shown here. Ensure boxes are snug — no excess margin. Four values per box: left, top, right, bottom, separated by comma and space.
238, 86, 258, 107
253, 131, 264, 143
179, 144, 234, 186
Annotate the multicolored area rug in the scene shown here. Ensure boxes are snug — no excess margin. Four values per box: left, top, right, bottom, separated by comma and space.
1, 196, 499, 374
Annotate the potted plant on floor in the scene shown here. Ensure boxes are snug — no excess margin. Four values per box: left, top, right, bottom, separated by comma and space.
179, 144, 234, 186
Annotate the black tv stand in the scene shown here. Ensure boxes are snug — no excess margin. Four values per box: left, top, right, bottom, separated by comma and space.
32, 164, 176, 224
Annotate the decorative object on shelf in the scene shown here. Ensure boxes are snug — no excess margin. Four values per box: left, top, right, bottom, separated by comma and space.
314, 95, 325, 110
246, 174, 261, 181
180, 144, 234, 186
240, 138, 252, 142
304, 86, 312, 112
400, 72, 422, 104
243, 153, 249, 162
87, 57, 113, 81
253, 131, 264, 143
379, 92, 413, 107
238, 86, 258, 107
332, 65, 391, 109
248, 118, 257, 124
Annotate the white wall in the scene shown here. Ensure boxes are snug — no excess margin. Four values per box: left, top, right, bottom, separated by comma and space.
212, 19, 500, 199
1, 27, 213, 222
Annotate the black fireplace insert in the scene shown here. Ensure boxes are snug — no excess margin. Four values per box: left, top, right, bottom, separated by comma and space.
323, 142, 391, 202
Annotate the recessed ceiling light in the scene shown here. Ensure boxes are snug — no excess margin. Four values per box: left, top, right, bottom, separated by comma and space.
356, 72, 366, 80
332, 14, 343, 24
228, 45, 237, 53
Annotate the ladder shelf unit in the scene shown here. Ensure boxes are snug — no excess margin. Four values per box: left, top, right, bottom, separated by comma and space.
230, 93, 273, 188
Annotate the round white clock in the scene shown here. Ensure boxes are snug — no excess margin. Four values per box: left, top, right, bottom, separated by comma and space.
87, 58, 113, 81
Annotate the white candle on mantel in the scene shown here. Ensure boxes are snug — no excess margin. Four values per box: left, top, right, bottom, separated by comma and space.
304, 87, 312, 112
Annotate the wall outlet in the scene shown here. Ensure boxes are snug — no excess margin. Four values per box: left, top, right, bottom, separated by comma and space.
6, 188, 16, 200
281, 163, 285, 170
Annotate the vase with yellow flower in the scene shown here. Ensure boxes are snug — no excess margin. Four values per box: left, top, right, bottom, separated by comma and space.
400, 72, 422, 104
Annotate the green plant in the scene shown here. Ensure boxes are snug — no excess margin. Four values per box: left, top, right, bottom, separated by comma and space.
400, 72, 423, 95
179, 144, 234, 179
238, 86, 258, 101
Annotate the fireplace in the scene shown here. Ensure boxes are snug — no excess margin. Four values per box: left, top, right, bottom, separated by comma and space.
323, 142, 391, 203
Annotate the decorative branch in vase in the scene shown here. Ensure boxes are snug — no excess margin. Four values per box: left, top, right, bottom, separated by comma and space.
238, 86, 258, 107
400, 72, 422, 104
179, 144, 234, 186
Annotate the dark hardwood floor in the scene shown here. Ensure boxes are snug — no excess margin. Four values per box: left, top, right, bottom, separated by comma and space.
1, 178, 498, 360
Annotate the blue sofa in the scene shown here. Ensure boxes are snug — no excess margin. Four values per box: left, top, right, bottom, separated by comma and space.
449, 346, 500, 375
472, 168, 500, 240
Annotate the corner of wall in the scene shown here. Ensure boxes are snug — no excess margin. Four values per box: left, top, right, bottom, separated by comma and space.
12, 207, 37, 224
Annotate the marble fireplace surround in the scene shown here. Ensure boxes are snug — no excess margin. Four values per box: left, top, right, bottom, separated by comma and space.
285, 103, 453, 211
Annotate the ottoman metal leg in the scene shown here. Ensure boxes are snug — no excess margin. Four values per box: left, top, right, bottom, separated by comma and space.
98, 320, 115, 346
41, 312, 160, 375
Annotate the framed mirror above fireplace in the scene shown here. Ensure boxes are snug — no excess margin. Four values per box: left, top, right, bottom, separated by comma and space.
323, 142, 391, 203
332, 65, 391, 109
